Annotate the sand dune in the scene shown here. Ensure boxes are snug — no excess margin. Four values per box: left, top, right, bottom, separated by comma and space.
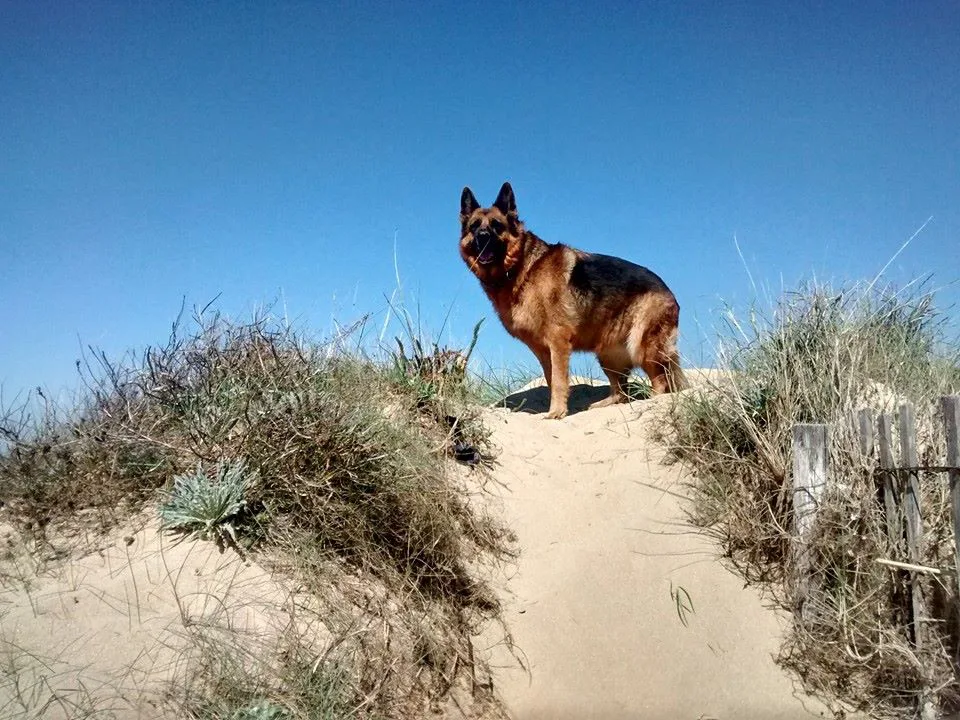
1, 371, 829, 719
479, 380, 828, 720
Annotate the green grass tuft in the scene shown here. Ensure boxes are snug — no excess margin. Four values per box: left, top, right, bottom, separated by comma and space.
159, 459, 255, 553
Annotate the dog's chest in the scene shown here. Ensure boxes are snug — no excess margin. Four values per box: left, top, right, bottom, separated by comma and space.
486, 283, 551, 340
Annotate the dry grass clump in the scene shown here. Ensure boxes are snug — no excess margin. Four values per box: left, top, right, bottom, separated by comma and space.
665, 281, 960, 719
0, 306, 514, 718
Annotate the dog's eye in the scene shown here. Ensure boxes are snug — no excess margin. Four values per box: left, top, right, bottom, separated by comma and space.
469, 221, 481, 233
490, 220, 503, 233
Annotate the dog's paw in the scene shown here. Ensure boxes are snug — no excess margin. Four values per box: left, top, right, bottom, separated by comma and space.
588, 395, 619, 410
544, 408, 568, 420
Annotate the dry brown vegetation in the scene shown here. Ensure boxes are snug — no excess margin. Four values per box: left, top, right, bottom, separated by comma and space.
0, 305, 516, 719
665, 281, 960, 719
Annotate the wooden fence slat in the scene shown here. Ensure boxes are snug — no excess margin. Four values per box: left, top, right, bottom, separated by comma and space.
858, 408, 874, 458
877, 413, 902, 548
898, 403, 926, 650
943, 396, 960, 602
792, 424, 828, 617
898, 403, 923, 560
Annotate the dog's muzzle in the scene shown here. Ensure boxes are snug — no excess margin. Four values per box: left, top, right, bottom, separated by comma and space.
473, 233, 497, 265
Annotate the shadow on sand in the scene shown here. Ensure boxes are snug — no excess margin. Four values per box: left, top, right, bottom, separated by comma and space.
502, 383, 612, 416
502, 378, 654, 416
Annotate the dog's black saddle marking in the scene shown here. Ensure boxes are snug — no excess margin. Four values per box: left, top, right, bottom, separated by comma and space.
569, 252, 670, 298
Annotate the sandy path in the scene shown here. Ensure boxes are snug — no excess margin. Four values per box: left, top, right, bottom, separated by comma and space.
480, 383, 828, 720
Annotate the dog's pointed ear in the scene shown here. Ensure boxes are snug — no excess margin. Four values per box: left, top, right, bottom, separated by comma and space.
460, 187, 480, 221
493, 182, 516, 217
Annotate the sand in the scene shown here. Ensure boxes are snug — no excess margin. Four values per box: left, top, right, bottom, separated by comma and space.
478, 377, 829, 720
1, 371, 830, 719
0, 516, 296, 718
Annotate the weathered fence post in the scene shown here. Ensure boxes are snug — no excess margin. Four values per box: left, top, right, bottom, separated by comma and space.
792, 424, 828, 618
943, 396, 960, 602
897, 404, 927, 645
857, 408, 874, 458
877, 413, 902, 549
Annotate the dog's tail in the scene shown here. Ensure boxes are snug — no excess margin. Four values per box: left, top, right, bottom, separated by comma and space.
664, 352, 688, 393
658, 303, 688, 393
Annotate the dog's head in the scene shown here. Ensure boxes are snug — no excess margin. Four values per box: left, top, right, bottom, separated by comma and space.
459, 182, 524, 285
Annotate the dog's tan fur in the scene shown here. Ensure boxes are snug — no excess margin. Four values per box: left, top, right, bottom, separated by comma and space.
460, 182, 685, 419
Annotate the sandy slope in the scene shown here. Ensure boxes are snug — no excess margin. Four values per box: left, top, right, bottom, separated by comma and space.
479, 378, 829, 720
0, 516, 294, 718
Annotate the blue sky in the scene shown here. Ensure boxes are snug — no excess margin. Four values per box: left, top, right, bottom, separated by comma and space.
2, 1, 958, 400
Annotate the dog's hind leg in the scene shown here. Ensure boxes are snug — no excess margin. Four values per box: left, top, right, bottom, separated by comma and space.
641, 348, 680, 395
658, 327, 686, 392
590, 351, 632, 409
633, 295, 686, 395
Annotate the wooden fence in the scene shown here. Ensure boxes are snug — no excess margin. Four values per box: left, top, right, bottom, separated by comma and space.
792, 395, 960, 720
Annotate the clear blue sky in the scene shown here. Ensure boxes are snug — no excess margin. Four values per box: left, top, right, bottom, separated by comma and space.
2, 1, 958, 400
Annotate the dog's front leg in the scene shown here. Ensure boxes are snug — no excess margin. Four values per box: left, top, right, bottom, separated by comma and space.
532, 345, 552, 390
545, 343, 571, 419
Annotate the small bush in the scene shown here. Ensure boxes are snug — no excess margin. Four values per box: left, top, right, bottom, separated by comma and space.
387, 315, 494, 463
0, 305, 513, 718
230, 701, 290, 720
665, 281, 960, 718
159, 460, 255, 553
178, 617, 356, 720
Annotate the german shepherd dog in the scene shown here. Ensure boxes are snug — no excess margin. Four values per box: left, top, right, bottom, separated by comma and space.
460, 182, 685, 419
